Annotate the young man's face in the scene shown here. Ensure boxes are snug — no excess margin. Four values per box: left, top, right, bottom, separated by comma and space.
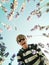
18, 38, 27, 47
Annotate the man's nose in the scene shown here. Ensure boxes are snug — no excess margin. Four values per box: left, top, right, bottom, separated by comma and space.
21, 40, 24, 42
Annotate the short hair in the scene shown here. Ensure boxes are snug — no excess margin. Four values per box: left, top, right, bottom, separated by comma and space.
16, 34, 26, 43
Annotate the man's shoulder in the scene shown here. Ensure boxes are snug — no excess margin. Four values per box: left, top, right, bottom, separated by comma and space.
28, 43, 37, 47
17, 48, 23, 55
28, 43, 37, 49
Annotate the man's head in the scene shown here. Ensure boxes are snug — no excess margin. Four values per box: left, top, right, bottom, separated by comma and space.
16, 34, 26, 43
16, 34, 28, 49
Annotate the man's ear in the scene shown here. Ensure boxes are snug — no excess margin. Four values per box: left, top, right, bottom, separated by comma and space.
19, 43, 20, 45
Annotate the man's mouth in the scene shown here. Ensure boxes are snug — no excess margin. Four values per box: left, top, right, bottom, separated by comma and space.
22, 42, 26, 45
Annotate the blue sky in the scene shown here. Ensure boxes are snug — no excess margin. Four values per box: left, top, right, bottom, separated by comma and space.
0, 0, 49, 65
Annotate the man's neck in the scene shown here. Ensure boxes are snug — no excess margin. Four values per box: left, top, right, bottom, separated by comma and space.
22, 44, 28, 49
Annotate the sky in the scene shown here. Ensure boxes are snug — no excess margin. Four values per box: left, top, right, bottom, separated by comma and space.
0, 0, 49, 65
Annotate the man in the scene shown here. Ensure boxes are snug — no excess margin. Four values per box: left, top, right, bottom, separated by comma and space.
16, 34, 46, 65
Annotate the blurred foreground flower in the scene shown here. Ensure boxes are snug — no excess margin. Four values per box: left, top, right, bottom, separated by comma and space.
8, 54, 16, 65
0, 42, 9, 65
